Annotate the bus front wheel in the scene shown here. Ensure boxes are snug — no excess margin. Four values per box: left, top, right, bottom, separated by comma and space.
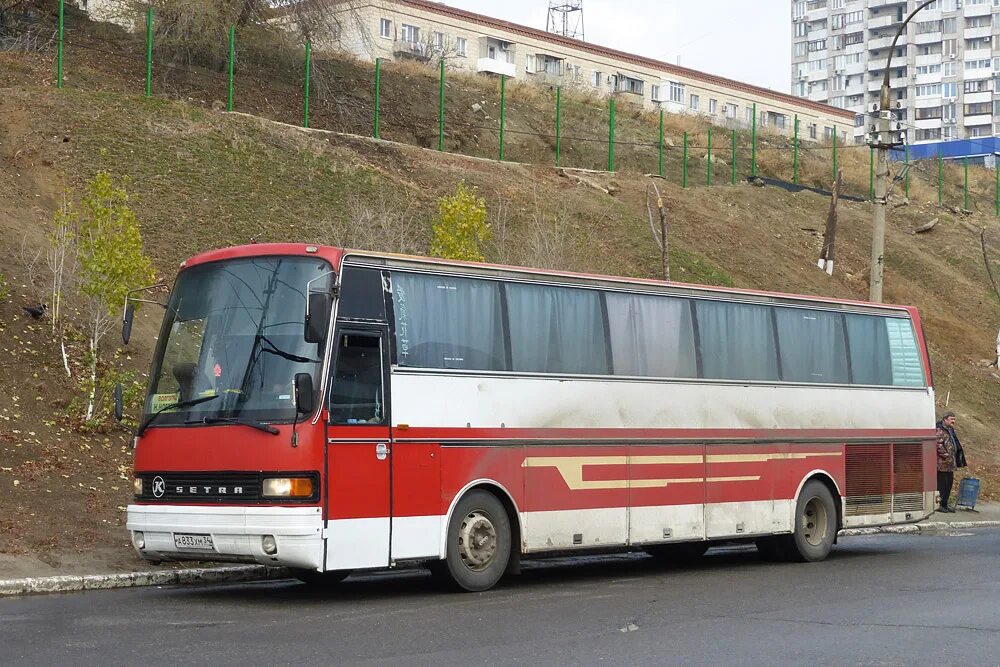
436, 490, 511, 592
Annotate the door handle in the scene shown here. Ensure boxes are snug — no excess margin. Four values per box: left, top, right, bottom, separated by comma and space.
376, 443, 390, 461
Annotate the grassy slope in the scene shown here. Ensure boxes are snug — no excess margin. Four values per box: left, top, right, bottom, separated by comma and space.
0, 39, 999, 570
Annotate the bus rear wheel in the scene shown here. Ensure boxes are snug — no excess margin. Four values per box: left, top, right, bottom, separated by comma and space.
758, 480, 837, 562
436, 490, 511, 592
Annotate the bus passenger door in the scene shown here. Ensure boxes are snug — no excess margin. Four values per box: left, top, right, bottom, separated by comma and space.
325, 327, 392, 571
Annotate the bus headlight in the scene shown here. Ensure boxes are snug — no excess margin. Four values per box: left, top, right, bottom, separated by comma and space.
133, 477, 143, 495
262, 477, 314, 498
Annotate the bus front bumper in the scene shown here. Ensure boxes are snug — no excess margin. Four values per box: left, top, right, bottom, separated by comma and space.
126, 504, 324, 571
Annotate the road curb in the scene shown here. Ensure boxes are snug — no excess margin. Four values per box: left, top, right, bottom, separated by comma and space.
0, 565, 289, 597
840, 519, 1000, 537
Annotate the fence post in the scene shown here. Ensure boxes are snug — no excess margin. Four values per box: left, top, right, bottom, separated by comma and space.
707, 128, 712, 186
793, 115, 799, 185
373, 57, 381, 139
904, 145, 910, 198
56, 0, 64, 88
731, 129, 737, 185
658, 108, 664, 178
751, 103, 757, 177
438, 58, 445, 152
499, 74, 506, 162
938, 153, 942, 205
145, 6, 153, 97
964, 156, 969, 211
226, 25, 235, 112
869, 147, 874, 201
555, 86, 562, 167
832, 128, 838, 185
303, 41, 311, 128
682, 131, 688, 189
608, 97, 616, 172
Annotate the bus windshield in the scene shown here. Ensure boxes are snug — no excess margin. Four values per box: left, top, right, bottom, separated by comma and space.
143, 255, 332, 427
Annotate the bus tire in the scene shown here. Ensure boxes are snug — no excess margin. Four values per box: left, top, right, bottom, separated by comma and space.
291, 568, 351, 588
790, 479, 837, 562
439, 490, 511, 592
644, 541, 709, 563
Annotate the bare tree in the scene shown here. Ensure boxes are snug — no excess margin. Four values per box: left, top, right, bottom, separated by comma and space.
645, 180, 669, 281
818, 169, 841, 276
325, 190, 427, 255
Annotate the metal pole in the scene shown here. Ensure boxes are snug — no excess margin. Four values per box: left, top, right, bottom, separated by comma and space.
56, 0, 64, 89
555, 86, 562, 167
303, 41, 311, 128
707, 128, 712, 186
658, 108, 664, 178
996, 161, 999, 217
373, 57, 381, 139
751, 103, 757, 177
682, 131, 688, 189
793, 115, 799, 184
938, 153, 943, 205
145, 6, 153, 98
438, 58, 445, 151
832, 128, 838, 185
499, 74, 506, 162
226, 25, 235, 112
731, 129, 737, 185
608, 97, 615, 172
964, 156, 969, 211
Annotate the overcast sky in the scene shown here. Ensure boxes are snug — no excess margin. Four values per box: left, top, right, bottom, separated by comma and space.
442, 0, 792, 92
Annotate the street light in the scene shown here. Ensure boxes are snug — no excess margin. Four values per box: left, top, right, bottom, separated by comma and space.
868, 0, 935, 303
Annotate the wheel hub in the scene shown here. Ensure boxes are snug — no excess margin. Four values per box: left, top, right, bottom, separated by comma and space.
457, 510, 497, 571
802, 496, 830, 547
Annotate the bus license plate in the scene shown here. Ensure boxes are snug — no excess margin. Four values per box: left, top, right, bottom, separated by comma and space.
174, 534, 214, 550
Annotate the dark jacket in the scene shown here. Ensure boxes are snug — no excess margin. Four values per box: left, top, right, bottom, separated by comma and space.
936, 421, 967, 472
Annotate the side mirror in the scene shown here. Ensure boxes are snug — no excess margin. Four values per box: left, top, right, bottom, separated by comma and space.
113, 383, 124, 422
294, 373, 315, 415
122, 301, 135, 345
304, 292, 331, 344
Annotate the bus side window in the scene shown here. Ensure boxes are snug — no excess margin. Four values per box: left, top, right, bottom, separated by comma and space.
329, 333, 385, 425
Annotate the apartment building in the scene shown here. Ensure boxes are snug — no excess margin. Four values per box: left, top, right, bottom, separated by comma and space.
289, 0, 853, 142
791, 0, 1000, 151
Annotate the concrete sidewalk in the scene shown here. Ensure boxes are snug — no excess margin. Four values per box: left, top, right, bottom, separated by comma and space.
2, 503, 997, 598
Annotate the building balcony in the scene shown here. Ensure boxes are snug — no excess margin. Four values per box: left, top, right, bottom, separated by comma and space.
868, 58, 888, 71
914, 31, 943, 45
963, 25, 991, 40
965, 90, 992, 104
915, 118, 943, 129
868, 76, 907, 92
868, 0, 907, 7
914, 53, 943, 67
963, 2, 991, 18
477, 57, 516, 78
867, 35, 896, 51
964, 114, 992, 126
393, 39, 432, 62
868, 14, 903, 30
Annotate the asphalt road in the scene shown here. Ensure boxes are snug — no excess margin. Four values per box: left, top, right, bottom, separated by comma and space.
2, 529, 998, 667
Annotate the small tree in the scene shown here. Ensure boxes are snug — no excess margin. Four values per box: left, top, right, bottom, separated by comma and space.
75, 173, 155, 422
430, 181, 491, 262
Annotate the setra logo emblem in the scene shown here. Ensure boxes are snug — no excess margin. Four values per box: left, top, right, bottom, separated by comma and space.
152, 476, 166, 498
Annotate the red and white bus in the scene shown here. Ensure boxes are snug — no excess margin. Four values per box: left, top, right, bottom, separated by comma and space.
125, 244, 937, 591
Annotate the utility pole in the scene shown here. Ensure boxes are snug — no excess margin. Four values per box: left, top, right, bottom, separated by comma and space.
867, 0, 934, 303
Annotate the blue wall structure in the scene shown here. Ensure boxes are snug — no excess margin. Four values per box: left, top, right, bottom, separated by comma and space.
893, 138, 1000, 166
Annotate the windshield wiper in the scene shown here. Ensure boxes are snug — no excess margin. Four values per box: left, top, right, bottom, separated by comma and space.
137, 395, 220, 437
184, 416, 280, 435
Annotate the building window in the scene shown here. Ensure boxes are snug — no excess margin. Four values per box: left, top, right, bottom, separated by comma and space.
620, 76, 644, 95
724, 103, 737, 119
456, 37, 467, 57
689, 94, 699, 110
525, 54, 536, 73
592, 70, 602, 87
651, 84, 661, 102
709, 98, 717, 114
809, 124, 817, 139
669, 81, 684, 103
400, 24, 419, 44
379, 18, 391, 39
433, 31, 444, 49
